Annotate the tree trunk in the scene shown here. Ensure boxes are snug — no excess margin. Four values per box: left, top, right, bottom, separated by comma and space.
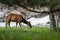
55, 12, 59, 31
49, 13, 57, 32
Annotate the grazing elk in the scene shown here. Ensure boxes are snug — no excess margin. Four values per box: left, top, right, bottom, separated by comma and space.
6, 13, 32, 28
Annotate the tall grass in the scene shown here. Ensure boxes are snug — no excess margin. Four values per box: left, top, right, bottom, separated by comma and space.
0, 26, 59, 40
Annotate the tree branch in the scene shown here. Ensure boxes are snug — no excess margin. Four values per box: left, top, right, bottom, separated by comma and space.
17, 4, 60, 14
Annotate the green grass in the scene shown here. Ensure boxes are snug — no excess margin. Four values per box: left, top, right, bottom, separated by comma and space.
0, 26, 59, 40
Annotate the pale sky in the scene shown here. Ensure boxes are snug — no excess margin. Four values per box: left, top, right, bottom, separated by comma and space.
28, 15, 50, 25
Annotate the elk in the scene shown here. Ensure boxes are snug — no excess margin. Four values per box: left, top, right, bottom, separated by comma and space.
6, 13, 32, 28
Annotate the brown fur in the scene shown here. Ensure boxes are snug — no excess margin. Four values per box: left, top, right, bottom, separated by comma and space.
6, 13, 32, 28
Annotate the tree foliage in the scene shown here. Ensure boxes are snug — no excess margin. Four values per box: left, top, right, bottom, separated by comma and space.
0, 0, 60, 11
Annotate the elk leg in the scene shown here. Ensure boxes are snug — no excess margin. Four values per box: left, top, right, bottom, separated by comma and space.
16, 22, 18, 28
8, 22, 11, 29
19, 22, 21, 27
6, 22, 7, 28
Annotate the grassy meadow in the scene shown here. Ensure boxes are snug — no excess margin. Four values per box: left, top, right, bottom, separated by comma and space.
0, 26, 59, 40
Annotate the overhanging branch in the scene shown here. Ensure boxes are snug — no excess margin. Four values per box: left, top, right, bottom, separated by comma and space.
17, 4, 60, 14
